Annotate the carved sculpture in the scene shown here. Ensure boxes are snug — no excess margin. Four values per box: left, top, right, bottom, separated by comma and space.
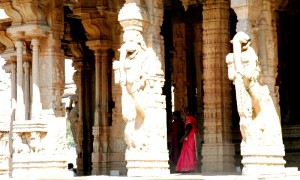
0, 132, 9, 155
117, 21, 163, 151
28, 131, 44, 153
66, 91, 82, 157
226, 31, 283, 146
118, 30, 149, 150
13, 133, 30, 154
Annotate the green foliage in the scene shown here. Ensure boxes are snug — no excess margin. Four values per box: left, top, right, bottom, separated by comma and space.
66, 120, 76, 148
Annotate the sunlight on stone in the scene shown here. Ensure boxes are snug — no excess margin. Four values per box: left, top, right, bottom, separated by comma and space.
0, 9, 9, 19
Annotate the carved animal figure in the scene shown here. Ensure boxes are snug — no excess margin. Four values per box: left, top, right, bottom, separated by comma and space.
29, 131, 44, 153
227, 31, 283, 146
13, 133, 30, 154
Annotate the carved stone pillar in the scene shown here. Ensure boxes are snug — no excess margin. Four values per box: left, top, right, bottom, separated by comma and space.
231, 0, 262, 52
231, 1, 286, 176
23, 61, 30, 120
201, 0, 235, 173
118, 1, 169, 176
71, 60, 84, 176
10, 62, 17, 110
257, 1, 280, 112
30, 38, 42, 120
193, 23, 204, 118
89, 47, 109, 175
15, 40, 25, 121
172, 23, 187, 111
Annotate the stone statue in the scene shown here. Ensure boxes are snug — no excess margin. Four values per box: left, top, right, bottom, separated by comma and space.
226, 31, 283, 146
117, 29, 162, 151
66, 94, 82, 157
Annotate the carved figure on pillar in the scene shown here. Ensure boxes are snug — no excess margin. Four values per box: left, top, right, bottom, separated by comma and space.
115, 2, 169, 176
116, 2, 163, 152
66, 70, 83, 158
119, 30, 149, 150
226, 31, 283, 146
66, 94, 83, 157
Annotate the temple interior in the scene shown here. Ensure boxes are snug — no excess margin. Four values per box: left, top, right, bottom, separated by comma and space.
0, 0, 300, 177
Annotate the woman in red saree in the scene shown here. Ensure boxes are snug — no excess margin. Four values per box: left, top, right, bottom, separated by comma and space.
176, 107, 199, 173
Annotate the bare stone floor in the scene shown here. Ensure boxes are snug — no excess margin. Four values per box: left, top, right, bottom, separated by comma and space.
3, 172, 300, 180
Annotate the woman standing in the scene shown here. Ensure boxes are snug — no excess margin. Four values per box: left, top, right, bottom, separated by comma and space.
176, 107, 199, 173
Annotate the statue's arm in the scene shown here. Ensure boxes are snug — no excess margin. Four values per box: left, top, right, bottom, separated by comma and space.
119, 44, 128, 87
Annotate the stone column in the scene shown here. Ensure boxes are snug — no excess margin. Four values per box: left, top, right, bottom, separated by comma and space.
9, 61, 16, 177
15, 40, 25, 121
90, 47, 109, 175
94, 50, 101, 127
172, 23, 187, 111
30, 38, 42, 120
10, 62, 17, 110
118, 1, 169, 176
258, 0, 280, 112
231, 0, 286, 176
201, 0, 235, 173
23, 61, 30, 120
193, 23, 204, 117
72, 60, 84, 176
231, 0, 262, 52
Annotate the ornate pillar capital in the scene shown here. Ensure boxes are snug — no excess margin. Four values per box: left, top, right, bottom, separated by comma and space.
231, 0, 262, 24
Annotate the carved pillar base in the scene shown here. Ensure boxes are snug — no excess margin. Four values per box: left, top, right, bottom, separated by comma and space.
126, 151, 169, 177
202, 143, 235, 172
241, 145, 286, 176
12, 154, 67, 179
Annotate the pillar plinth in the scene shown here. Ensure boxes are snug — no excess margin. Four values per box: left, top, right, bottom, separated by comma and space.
126, 151, 169, 177
241, 145, 286, 176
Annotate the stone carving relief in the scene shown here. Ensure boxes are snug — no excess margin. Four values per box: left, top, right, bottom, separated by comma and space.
114, 29, 163, 151
13, 132, 46, 154
66, 70, 83, 158
118, 30, 149, 150
13, 133, 30, 154
0, 2, 23, 25
0, 132, 9, 155
28, 131, 45, 153
66, 93, 82, 157
226, 31, 283, 146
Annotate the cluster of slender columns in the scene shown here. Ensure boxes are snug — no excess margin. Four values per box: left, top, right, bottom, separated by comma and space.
11, 38, 42, 121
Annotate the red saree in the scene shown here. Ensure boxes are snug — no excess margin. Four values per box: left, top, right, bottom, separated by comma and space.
176, 115, 199, 172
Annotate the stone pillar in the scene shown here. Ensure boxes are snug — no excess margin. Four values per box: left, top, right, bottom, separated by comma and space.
23, 61, 30, 120
193, 23, 203, 116
118, 1, 169, 176
231, 0, 262, 52
10, 62, 17, 111
72, 61, 84, 176
92, 49, 102, 175
201, 0, 235, 173
99, 49, 109, 174
15, 40, 25, 121
257, 0, 280, 112
90, 47, 109, 175
172, 23, 187, 111
30, 38, 42, 120
231, 1, 286, 176
94, 50, 101, 127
